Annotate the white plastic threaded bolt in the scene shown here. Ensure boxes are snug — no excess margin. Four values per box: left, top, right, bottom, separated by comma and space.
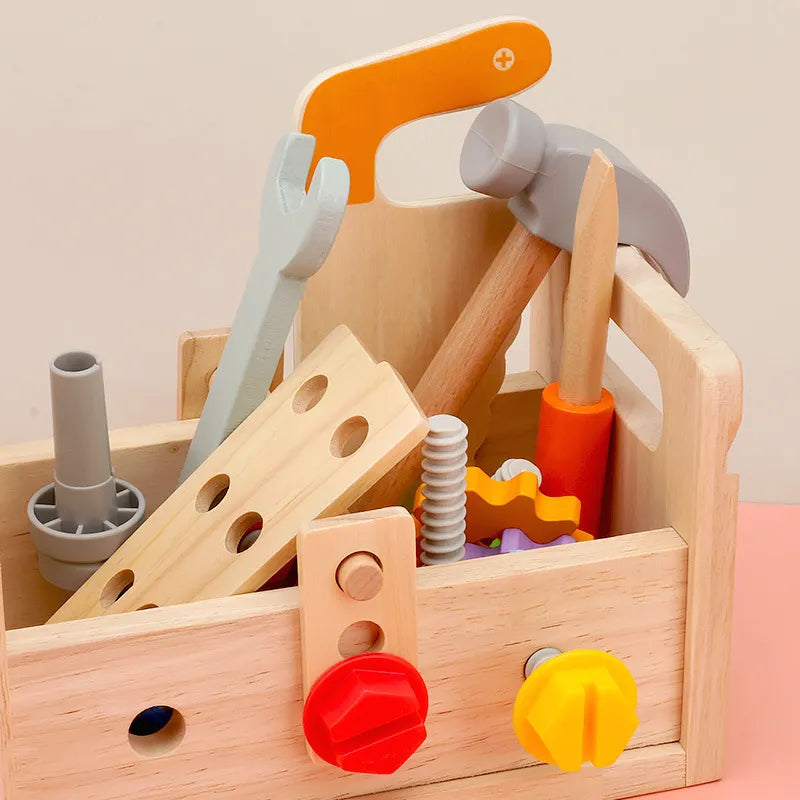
492, 458, 543, 484
420, 415, 469, 565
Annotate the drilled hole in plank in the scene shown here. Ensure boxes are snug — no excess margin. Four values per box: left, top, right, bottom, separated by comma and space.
338, 621, 385, 658
225, 512, 263, 554
196, 474, 230, 512
293, 374, 328, 413
128, 706, 185, 757
330, 416, 369, 458
100, 569, 134, 608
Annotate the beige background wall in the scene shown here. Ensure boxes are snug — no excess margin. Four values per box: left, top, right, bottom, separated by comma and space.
1, 1, 796, 503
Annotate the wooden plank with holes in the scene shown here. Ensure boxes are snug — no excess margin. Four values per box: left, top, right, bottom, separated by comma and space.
6, 528, 686, 800
176, 330, 539, 468
0, 375, 548, 632
48, 327, 429, 623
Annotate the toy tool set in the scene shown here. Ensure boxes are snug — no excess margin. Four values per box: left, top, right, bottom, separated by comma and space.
0, 17, 742, 800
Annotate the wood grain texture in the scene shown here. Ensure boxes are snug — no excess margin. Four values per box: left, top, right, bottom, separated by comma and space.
177, 328, 230, 420
474, 370, 546, 476
336, 552, 384, 602
529, 250, 570, 384
559, 150, 618, 406
357, 742, 686, 799
49, 327, 429, 623
298, 509, 418, 695
606, 249, 741, 785
177, 328, 284, 421
532, 247, 742, 785
298, 197, 517, 456
6, 529, 686, 800
0, 568, 14, 799
459, 317, 521, 461
357, 223, 560, 511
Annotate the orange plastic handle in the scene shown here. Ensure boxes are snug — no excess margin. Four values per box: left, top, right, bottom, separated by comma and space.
296, 19, 552, 204
536, 382, 615, 537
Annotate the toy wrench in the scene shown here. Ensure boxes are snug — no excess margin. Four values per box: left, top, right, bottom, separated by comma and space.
179, 133, 350, 483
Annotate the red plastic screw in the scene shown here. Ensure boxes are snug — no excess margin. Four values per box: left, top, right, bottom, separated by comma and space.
303, 653, 429, 774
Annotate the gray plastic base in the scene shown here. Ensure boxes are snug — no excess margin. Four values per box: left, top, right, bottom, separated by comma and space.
28, 477, 145, 591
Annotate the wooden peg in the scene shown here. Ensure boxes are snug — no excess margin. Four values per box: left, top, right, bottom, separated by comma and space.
336, 552, 384, 601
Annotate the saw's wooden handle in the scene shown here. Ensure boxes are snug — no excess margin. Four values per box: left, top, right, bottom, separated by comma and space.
357, 222, 560, 510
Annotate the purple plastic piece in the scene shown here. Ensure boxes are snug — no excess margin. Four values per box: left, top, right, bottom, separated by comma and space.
499, 529, 576, 553
464, 542, 497, 560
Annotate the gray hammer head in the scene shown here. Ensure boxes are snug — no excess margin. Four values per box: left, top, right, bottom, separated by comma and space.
460, 98, 690, 296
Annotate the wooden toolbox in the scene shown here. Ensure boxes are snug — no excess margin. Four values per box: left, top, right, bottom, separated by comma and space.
0, 17, 743, 800
0, 245, 741, 799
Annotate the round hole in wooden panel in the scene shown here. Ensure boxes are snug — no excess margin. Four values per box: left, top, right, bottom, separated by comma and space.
128, 706, 185, 757
338, 620, 385, 658
225, 512, 263, 554
330, 416, 369, 458
100, 569, 134, 608
292, 374, 328, 413
195, 474, 230, 512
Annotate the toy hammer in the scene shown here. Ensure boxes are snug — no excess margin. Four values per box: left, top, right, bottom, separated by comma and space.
357, 99, 689, 511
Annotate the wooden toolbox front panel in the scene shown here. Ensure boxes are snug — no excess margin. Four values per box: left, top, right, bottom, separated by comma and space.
5, 529, 686, 800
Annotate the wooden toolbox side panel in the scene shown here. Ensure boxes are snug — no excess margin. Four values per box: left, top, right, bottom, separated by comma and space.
5, 530, 686, 800
360, 743, 686, 800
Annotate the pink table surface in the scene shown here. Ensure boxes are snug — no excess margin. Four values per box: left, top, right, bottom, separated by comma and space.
645, 503, 800, 798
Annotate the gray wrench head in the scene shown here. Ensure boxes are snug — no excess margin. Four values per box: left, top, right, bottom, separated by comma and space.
460, 98, 690, 296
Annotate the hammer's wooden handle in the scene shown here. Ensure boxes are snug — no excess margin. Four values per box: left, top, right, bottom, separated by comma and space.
357, 221, 560, 510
